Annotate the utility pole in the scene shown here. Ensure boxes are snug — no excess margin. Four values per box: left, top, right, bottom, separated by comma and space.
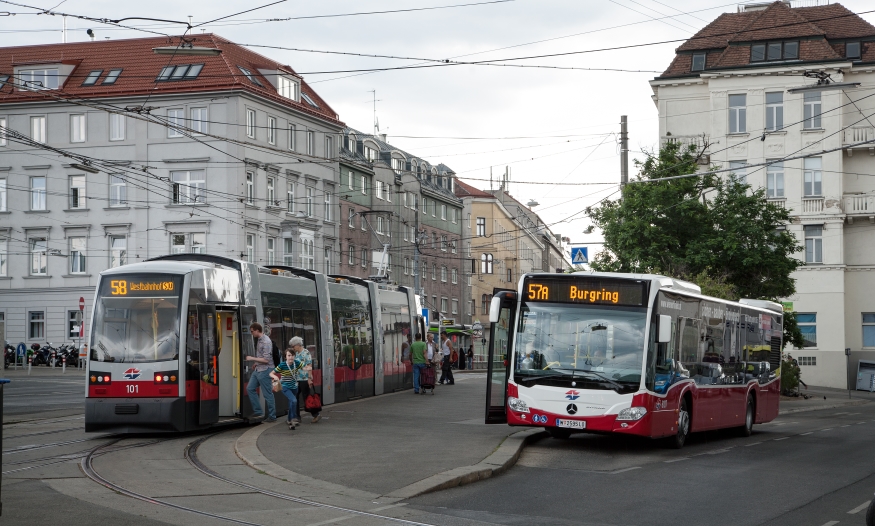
620, 115, 628, 186
414, 187, 422, 297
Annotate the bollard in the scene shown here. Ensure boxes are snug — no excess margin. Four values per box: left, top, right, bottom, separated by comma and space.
51, 350, 55, 369
28, 355, 32, 375
62, 355, 66, 374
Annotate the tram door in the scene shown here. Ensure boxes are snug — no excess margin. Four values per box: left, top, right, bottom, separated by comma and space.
238, 306, 259, 418
217, 310, 239, 417
263, 307, 289, 418
197, 305, 219, 425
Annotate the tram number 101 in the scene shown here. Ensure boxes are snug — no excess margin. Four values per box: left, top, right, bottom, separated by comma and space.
126, 384, 139, 394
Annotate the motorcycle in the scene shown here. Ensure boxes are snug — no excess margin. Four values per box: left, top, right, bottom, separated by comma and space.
3, 342, 15, 369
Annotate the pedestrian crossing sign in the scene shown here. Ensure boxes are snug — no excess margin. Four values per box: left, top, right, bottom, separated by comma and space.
571, 247, 588, 265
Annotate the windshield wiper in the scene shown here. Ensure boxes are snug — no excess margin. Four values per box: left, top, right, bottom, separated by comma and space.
516, 373, 569, 385
550, 368, 626, 391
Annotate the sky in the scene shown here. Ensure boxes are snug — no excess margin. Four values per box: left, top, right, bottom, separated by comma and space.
3, 0, 875, 249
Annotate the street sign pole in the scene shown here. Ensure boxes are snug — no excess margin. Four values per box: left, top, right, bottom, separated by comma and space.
79, 297, 85, 370
846, 347, 852, 399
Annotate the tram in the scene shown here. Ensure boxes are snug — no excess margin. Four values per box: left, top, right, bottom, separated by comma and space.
85, 254, 422, 433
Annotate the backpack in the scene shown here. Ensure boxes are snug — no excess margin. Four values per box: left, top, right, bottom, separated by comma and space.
271, 340, 281, 369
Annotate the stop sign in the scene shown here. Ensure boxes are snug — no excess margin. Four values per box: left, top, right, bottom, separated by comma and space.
79, 297, 85, 311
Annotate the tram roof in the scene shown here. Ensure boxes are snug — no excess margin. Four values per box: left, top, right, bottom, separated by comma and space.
100, 260, 228, 276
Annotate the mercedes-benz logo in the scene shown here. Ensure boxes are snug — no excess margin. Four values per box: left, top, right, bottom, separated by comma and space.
566, 404, 578, 415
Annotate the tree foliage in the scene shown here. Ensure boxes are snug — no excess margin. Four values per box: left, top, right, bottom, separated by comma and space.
587, 141, 804, 346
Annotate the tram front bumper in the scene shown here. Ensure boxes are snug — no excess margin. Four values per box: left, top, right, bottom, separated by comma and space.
85, 397, 187, 433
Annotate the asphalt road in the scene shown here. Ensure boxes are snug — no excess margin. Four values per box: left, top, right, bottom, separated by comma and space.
2, 372, 85, 418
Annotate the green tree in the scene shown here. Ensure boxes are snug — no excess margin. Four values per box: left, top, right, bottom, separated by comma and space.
587, 141, 803, 346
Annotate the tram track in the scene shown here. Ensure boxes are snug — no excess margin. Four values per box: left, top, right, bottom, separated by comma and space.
3, 440, 160, 475
2, 434, 116, 455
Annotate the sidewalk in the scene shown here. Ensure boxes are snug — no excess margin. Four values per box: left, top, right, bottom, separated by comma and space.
779, 384, 874, 414
1, 365, 86, 377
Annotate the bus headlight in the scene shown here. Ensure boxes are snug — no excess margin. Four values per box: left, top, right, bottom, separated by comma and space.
507, 396, 530, 413
616, 407, 648, 421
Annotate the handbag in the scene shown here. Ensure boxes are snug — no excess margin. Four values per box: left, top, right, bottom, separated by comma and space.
305, 393, 322, 411
271, 379, 282, 393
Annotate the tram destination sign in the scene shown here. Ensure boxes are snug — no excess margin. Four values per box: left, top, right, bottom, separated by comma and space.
523, 276, 647, 307
99, 274, 182, 297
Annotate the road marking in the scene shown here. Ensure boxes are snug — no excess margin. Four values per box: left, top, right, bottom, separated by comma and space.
841, 425, 851, 428
820, 521, 839, 526
822, 428, 833, 432
664, 458, 689, 463
610, 467, 642, 474
848, 501, 871, 514
744, 442, 763, 447
858, 422, 866, 425
705, 448, 730, 454
774, 437, 789, 441
848, 413, 860, 415
834, 412, 850, 416
370, 504, 407, 512
800, 432, 813, 436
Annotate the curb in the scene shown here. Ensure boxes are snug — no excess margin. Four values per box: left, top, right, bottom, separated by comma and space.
778, 398, 869, 415
383, 427, 545, 500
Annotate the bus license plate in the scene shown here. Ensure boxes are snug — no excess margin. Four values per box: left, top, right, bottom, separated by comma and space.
555, 419, 585, 429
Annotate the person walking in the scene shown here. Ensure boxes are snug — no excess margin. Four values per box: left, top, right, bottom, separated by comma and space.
270, 348, 300, 430
410, 333, 428, 394
246, 323, 276, 422
290, 336, 322, 424
467, 345, 474, 370
439, 331, 455, 385
426, 332, 439, 368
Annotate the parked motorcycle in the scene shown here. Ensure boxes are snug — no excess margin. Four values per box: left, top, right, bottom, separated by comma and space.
3, 342, 15, 369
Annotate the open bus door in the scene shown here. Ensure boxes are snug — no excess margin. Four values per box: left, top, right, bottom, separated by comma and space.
485, 290, 516, 424
196, 305, 220, 425
238, 306, 259, 418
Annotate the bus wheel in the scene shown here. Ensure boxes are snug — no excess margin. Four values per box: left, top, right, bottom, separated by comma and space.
546, 427, 571, 439
740, 394, 755, 437
667, 398, 690, 449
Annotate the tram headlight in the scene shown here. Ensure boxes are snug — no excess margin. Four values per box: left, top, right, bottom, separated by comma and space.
616, 407, 648, 421
507, 396, 530, 413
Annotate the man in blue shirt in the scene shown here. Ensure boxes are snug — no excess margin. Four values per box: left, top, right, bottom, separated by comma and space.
246, 323, 276, 422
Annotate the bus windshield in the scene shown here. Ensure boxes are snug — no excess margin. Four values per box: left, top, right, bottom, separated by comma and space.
91, 274, 183, 363
514, 302, 647, 389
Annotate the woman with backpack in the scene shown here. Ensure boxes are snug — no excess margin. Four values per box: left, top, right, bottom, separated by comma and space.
290, 336, 322, 424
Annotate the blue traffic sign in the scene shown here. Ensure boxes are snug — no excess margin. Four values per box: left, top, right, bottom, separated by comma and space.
16, 342, 26, 357
571, 247, 589, 265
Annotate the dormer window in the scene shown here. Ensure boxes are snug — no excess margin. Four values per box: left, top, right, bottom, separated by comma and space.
847, 41, 861, 59
103, 69, 123, 85
157, 64, 203, 81
238, 66, 263, 87
81, 70, 102, 86
19, 68, 59, 90
751, 41, 798, 63
691, 53, 705, 71
301, 93, 319, 108
278, 75, 298, 100
364, 144, 377, 162
392, 158, 405, 174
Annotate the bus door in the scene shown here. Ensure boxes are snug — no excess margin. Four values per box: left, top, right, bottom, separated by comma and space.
238, 306, 259, 418
485, 291, 516, 424
197, 304, 220, 425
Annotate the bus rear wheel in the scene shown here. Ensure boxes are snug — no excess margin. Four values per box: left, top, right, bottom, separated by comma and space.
546, 427, 571, 439
739, 394, 755, 437
667, 398, 690, 449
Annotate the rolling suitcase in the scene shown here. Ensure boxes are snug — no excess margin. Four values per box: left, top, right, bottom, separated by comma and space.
420, 364, 436, 394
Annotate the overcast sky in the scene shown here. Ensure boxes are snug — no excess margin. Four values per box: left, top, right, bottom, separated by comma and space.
4, 0, 875, 247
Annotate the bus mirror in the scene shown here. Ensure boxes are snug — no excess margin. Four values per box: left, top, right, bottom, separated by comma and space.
658, 315, 672, 343
488, 296, 503, 323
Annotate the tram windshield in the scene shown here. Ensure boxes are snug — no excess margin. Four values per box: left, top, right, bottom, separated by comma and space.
514, 302, 647, 391
91, 274, 183, 363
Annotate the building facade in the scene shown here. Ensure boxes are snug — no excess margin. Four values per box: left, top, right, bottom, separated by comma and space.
650, 1, 875, 387
0, 34, 344, 344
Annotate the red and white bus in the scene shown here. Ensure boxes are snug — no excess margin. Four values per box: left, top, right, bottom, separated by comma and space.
484, 272, 783, 447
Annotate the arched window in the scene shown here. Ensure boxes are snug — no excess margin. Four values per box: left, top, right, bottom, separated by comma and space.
481, 253, 493, 274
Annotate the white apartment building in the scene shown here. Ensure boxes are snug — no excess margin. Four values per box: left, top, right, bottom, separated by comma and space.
0, 35, 344, 346
650, 1, 875, 387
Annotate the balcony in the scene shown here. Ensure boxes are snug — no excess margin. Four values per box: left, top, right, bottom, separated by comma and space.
767, 197, 787, 209
844, 194, 875, 223
843, 126, 875, 156
661, 134, 711, 164
801, 197, 824, 214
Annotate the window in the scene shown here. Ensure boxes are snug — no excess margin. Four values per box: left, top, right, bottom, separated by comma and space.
325, 136, 333, 159
441, 204, 447, 220
171, 233, 205, 254
246, 234, 255, 262
691, 53, 706, 72
441, 266, 447, 282
190, 234, 207, 255
68, 311, 83, 339
797, 313, 817, 347
109, 113, 125, 141
31, 116, 46, 143
349, 245, 355, 265
246, 109, 256, 138
300, 238, 314, 270
467, 213, 472, 229
481, 253, 494, 274
403, 257, 410, 275
847, 42, 861, 60
451, 208, 457, 224
803, 92, 822, 129
287, 182, 295, 213
392, 158, 404, 174
765, 92, 783, 131
798, 356, 816, 366
31, 176, 46, 210
451, 267, 458, 284
238, 66, 263, 86
766, 161, 784, 198
0, 236, 7, 276
156, 64, 202, 81
507, 268, 513, 283
441, 235, 447, 252
171, 234, 185, 254
468, 300, 473, 316
432, 263, 437, 281
0, 178, 5, 211
729, 94, 746, 133
29, 311, 45, 339
729, 161, 747, 184
361, 248, 367, 268
433, 296, 438, 311
306, 187, 314, 217
71, 114, 86, 142
421, 198, 428, 215
751, 41, 797, 62
30, 237, 47, 275
863, 313, 875, 347
346, 171, 354, 191
324, 246, 332, 274
324, 189, 332, 221
267, 176, 275, 206
284, 238, 295, 266
361, 175, 367, 195
348, 208, 355, 228
0, 117, 5, 146
376, 216, 385, 235
246, 171, 255, 204
167, 109, 184, 138
103, 68, 123, 85
307, 131, 314, 155
452, 299, 458, 315
432, 200, 436, 217
267, 237, 276, 265
267, 116, 277, 145
375, 180, 385, 201
20, 68, 58, 90
451, 240, 457, 254
476, 217, 486, 236
432, 232, 437, 249
441, 298, 448, 313
481, 294, 492, 315
804, 157, 822, 196
804, 225, 823, 264
363, 145, 376, 162
172, 170, 206, 204
191, 107, 208, 134
69, 175, 86, 209
288, 124, 296, 151
278, 76, 298, 100
301, 93, 319, 108
82, 70, 102, 86
69, 237, 86, 274
110, 235, 126, 268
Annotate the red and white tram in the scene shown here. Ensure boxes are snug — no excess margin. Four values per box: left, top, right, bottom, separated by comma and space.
484, 272, 783, 447
85, 254, 421, 433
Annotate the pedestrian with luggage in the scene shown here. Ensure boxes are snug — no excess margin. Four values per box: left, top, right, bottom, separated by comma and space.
410, 333, 428, 394
246, 323, 276, 422
290, 336, 322, 424
270, 348, 300, 430
439, 331, 455, 385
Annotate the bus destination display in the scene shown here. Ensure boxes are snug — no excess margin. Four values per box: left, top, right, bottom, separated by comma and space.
99, 275, 181, 297
523, 277, 646, 306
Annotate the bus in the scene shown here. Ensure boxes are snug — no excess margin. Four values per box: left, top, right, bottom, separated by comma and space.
484, 272, 783, 448
85, 254, 422, 433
